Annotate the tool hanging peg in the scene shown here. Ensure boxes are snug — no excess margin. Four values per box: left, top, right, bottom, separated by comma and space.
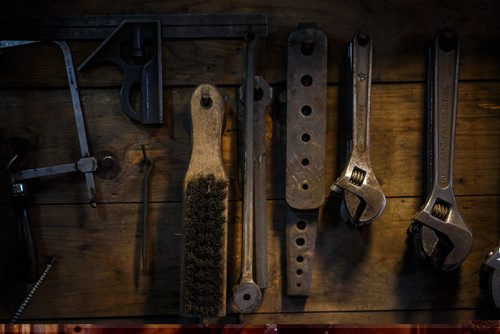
408, 29, 472, 272
331, 33, 386, 227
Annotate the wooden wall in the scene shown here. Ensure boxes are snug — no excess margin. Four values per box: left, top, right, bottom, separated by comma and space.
0, 0, 499, 324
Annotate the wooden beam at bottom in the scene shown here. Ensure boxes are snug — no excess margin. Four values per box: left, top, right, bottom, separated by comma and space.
241, 310, 500, 324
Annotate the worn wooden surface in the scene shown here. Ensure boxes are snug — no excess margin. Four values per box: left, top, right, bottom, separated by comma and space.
0, 0, 500, 324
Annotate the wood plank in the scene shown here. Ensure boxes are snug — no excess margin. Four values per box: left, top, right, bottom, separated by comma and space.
0, 1, 499, 86
0, 196, 499, 320
0, 82, 498, 205
241, 310, 500, 324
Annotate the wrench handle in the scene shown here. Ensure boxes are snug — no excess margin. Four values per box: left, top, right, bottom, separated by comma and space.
431, 30, 459, 190
349, 33, 372, 156
241, 36, 256, 281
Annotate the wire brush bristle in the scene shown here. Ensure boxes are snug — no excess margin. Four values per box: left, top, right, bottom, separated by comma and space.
182, 174, 228, 316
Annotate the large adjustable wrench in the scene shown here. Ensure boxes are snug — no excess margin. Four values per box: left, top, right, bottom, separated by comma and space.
409, 29, 472, 272
331, 33, 386, 227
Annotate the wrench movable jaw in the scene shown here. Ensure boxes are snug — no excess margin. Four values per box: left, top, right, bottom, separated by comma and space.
411, 199, 473, 271
332, 160, 386, 226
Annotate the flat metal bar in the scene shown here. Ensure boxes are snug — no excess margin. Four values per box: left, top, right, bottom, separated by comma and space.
241, 36, 256, 282
56, 41, 97, 206
253, 77, 272, 289
0, 14, 268, 40
56, 41, 90, 158
286, 208, 317, 296
13, 162, 78, 180
285, 24, 327, 210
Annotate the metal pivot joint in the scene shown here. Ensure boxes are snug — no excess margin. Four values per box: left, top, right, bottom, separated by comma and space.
331, 33, 386, 227
409, 29, 472, 272
285, 23, 327, 296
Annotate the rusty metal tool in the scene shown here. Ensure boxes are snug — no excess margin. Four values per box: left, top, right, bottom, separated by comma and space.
232, 34, 263, 313
285, 23, 327, 296
239, 76, 272, 290
408, 29, 472, 272
140, 145, 154, 276
483, 244, 500, 309
331, 33, 386, 227
3, 41, 98, 207
0, 14, 268, 124
9, 257, 56, 324
2, 40, 98, 281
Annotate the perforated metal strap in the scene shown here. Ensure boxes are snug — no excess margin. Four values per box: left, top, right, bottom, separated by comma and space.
286, 24, 327, 210
285, 24, 327, 296
286, 208, 318, 296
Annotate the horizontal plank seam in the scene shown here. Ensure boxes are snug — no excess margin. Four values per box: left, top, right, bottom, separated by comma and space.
2, 79, 500, 91
10, 307, 494, 322
0, 193, 497, 207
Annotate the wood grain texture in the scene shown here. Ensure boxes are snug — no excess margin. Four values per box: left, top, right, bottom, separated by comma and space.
0, 1, 499, 87
0, 82, 498, 205
0, 0, 499, 324
242, 310, 500, 324
0, 196, 498, 320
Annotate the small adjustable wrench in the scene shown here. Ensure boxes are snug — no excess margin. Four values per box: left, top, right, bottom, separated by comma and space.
331, 33, 386, 227
409, 29, 472, 272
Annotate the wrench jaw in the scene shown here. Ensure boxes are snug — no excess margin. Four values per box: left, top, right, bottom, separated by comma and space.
332, 164, 386, 227
410, 200, 473, 272
232, 281, 262, 313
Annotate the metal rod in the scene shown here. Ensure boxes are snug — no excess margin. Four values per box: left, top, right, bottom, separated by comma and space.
9, 257, 56, 324
242, 35, 255, 281
55, 41, 97, 207
0, 14, 268, 40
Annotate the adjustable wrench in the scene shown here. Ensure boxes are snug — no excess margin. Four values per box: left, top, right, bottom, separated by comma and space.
409, 29, 472, 271
331, 33, 386, 227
